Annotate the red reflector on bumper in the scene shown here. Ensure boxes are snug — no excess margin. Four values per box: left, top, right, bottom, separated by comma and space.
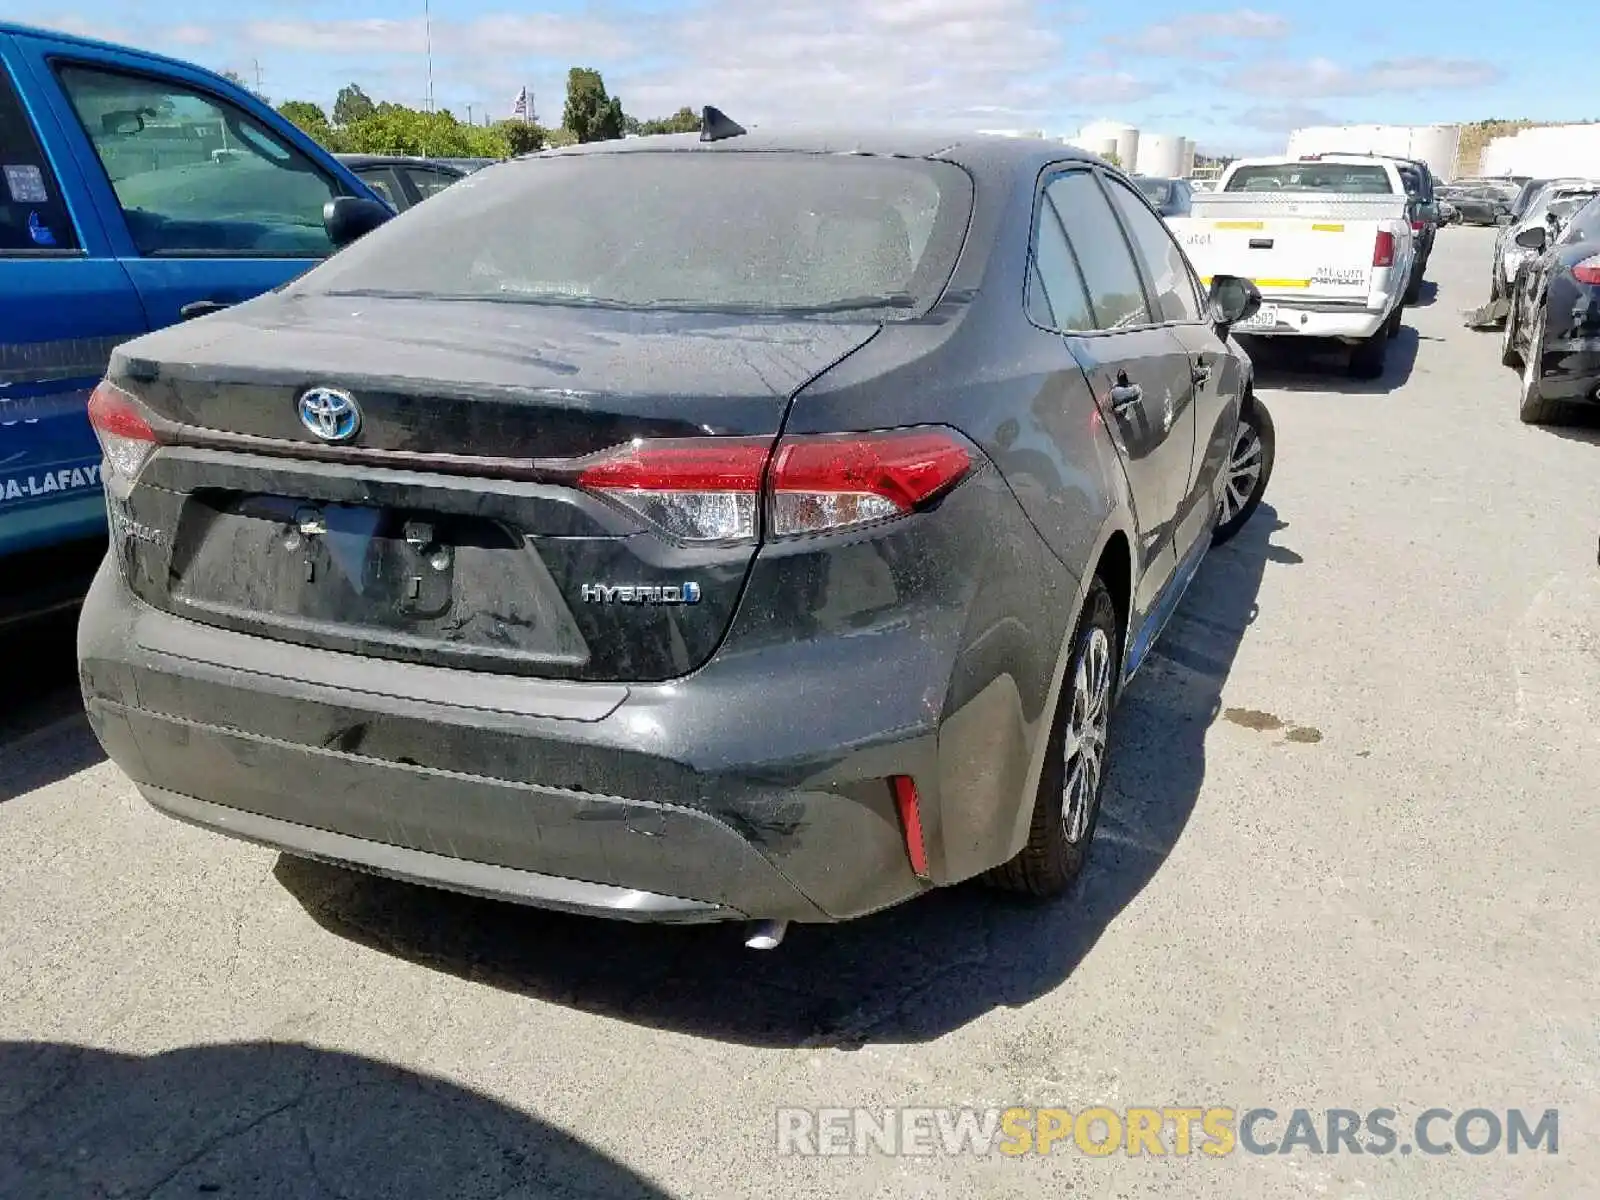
890, 775, 929, 878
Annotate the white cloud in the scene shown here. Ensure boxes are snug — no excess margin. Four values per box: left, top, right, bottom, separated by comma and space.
31, 15, 135, 44
240, 0, 1120, 127
1236, 56, 1503, 97
1235, 103, 1342, 132
1107, 9, 1289, 60
161, 24, 215, 47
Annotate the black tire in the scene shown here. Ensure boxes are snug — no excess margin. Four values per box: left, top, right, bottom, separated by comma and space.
1348, 330, 1388, 380
1518, 305, 1564, 425
1386, 304, 1404, 339
1500, 299, 1522, 368
1403, 263, 1424, 305
1213, 397, 1275, 545
1489, 269, 1503, 302
986, 578, 1119, 898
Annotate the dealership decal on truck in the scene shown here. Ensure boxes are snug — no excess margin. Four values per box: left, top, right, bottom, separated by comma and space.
1, 463, 100, 505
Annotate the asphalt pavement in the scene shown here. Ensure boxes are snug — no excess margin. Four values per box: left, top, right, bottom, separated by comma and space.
2, 227, 1597, 1198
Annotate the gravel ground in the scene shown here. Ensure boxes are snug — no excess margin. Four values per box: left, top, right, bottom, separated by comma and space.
2, 225, 1596, 1199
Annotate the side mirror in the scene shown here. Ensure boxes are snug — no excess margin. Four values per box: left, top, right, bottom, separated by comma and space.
1208, 273, 1262, 328
1515, 225, 1548, 252
322, 196, 393, 249
101, 110, 145, 136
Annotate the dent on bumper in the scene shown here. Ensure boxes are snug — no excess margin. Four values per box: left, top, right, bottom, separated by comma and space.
77, 563, 948, 925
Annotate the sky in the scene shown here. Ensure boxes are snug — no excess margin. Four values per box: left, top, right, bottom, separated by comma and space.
10, 0, 1583, 155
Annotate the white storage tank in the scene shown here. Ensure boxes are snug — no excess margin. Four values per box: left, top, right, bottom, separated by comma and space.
1287, 123, 1461, 179
1081, 120, 1138, 169
1179, 138, 1197, 176
1136, 133, 1183, 178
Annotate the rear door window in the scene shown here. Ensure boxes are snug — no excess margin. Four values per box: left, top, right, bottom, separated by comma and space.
401, 166, 458, 201
0, 62, 80, 253
352, 166, 406, 211
1101, 174, 1204, 324
54, 63, 338, 256
1044, 171, 1151, 330
1027, 181, 1095, 332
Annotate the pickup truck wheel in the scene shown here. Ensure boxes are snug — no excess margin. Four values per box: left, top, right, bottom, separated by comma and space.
1403, 262, 1424, 305
986, 578, 1118, 898
1214, 398, 1275, 544
1348, 330, 1389, 380
1386, 305, 1404, 339
1518, 306, 1563, 425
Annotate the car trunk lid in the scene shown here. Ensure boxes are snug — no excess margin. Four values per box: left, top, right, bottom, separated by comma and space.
101, 292, 880, 682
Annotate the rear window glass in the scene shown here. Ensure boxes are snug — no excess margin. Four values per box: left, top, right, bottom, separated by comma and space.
1134, 178, 1172, 206
298, 151, 973, 319
1558, 197, 1600, 246
1224, 163, 1394, 194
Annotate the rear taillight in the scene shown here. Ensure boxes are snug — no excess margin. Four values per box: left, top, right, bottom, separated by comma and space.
575, 429, 973, 544
86, 380, 158, 485
1410, 219, 1425, 234
769, 430, 972, 538
1573, 254, 1600, 285
1373, 231, 1396, 268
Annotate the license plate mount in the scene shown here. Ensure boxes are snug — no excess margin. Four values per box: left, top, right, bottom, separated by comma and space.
1234, 303, 1279, 331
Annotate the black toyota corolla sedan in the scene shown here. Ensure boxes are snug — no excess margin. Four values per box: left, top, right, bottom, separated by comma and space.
78, 118, 1272, 945
1500, 193, 1600, 424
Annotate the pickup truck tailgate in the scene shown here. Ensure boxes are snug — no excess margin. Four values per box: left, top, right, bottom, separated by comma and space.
1170, 192, 1409, 303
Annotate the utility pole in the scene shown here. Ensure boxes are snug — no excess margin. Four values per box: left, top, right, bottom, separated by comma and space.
252, 58, 263, 93
423, 0, 435, 113
466, 102, 474, 126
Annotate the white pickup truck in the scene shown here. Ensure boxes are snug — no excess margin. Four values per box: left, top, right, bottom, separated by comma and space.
1166, 155, 1417, 379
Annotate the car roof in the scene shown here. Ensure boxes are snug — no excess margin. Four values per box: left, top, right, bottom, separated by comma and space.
527, 128, 1104, 175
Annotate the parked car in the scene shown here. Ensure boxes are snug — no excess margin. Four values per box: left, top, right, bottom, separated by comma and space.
335, 154, 473, 211
1167, 154, 1416, 379
78, 125, 1274, 944
1492, 179, 1600, 300
1133, 175, 1193, 217
0, 21, 389, 623
1499, 193, 1600, 424
1437, 181, 1516, 226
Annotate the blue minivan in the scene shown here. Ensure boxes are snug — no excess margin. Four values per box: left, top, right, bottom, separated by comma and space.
0, 22, 386, 620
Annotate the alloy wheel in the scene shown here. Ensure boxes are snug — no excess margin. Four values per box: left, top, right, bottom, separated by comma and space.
1218, 417, 1265, 528
1062, 626, 1113, 843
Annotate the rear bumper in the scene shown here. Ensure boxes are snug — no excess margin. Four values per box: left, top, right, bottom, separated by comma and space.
1239, 303, 1391, 342
1531, 342, 1600, 403
79, 469, 1070, 923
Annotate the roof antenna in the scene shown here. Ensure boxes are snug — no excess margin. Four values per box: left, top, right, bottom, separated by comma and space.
700, 106, 746, 142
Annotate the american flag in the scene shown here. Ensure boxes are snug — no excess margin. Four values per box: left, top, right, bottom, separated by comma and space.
510, 87, 530, 121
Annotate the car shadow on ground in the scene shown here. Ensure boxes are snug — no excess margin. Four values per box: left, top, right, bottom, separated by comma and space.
276, 505, 1292, 1049
0, 1040, 671, 1200
0, 608, 104, 805
1532, 403, 1600, 446
1241, 328, 1421, 394
1411, 279, 1440, 307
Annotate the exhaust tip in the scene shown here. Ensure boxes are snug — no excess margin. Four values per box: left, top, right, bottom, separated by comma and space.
744, 920, 788, 951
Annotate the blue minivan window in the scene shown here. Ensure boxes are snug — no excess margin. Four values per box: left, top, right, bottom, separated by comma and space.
55, 63, 337, 256
0, 62, 79, 252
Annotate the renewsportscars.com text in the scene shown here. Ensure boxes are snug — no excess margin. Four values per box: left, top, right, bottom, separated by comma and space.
776, 1106, 1559, 1158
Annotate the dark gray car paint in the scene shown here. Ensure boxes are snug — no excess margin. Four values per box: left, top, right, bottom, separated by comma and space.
78, 132, 1254, 923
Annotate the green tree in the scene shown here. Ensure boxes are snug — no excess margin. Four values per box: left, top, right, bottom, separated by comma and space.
220, 69, 247, 88
277, 100, 335, 146
339, 105, 512, 158
638, 106, 700, 136
562, 68, 624, 144
333, 83, 376, 127
496, 120, 548, 156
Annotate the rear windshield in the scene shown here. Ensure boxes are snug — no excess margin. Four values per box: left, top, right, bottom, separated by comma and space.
297, 151, 973, 319
1224, 163, 1394, 194
1134, 178, 1172, 205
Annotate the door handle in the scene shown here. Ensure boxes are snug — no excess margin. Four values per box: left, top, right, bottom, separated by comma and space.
1108, 380, 1143, 411
179, 299, 230, 321
1192, 360, 1212, 387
